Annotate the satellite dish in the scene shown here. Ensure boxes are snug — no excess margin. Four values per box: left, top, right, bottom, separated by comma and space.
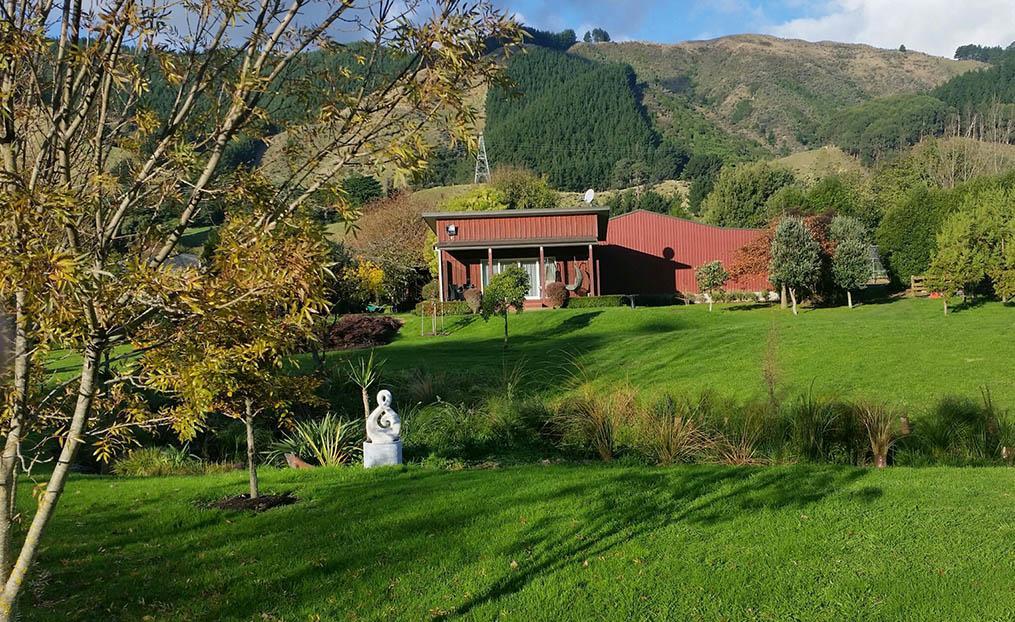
583, 188, 595, 204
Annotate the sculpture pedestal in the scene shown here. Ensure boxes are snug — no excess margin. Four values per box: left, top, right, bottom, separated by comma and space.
363, 440, 402, 468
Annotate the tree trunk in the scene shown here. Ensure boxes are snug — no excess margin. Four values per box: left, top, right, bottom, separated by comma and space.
244, 401, 259, 500
943, 297, 948, 315
708, 296, 713, 312
360, 387, 370, 420
0, 292, 30, 584
502, 310, 509, 349
0, 338, 103, 620
789, 287, 798, 315
780, 283, 787, 309
874, 453, 887, 468
847, 290, 853, 309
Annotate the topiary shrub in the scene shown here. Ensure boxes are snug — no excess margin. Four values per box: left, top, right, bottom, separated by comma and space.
544, 281, 568, 308
325, 314, 402, 350
463, 288, 483, 314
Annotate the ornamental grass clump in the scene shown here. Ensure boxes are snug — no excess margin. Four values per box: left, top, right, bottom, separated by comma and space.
552, 385, 637, 462
856, 402, 904, 468
266, 413, 362, 467
638, 395, 708, 465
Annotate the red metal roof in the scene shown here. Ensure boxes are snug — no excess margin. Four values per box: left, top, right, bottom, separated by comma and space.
423, 207, 609, 248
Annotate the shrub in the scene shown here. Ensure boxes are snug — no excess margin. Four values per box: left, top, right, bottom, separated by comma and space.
403, 402, 495, 459
913, 390, 1013, 464
112, 446, 233, 477
463, 288, 483, 313
266, 413, 362, 467
414, 301, 471, 316
544, 281, 568, 308
567, 295, 627, 309
421, 280, 438, 301
325, 314, 402, 350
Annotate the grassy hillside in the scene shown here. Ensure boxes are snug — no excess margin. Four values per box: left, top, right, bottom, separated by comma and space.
773, 146, 866, 182
25, 464, 1015, 620
350, 299, 1015, 413
573, 35, 982, 155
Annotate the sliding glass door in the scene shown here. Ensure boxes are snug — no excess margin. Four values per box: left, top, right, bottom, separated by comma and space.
483, 257, 542, 299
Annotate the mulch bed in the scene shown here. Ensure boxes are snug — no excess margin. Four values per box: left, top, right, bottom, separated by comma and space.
209, 492, 298, 512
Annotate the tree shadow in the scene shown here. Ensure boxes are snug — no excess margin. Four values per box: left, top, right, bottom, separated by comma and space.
30, 465, 878, 621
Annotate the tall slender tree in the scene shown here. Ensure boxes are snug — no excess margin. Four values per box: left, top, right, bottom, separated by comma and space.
0, 1, 521, 616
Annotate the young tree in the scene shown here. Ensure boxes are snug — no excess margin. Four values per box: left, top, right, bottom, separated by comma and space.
769, 218, 821, 315
480, 266, 529, 348
695, 261, 730, 312
926, 210, 986, 314
139, 210, 330, 501
830, 216, 873, 308
0, 1, 521, 615
702, 162, 797, 228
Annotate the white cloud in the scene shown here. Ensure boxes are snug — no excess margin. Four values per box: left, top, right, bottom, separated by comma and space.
770, 0, 1015, 58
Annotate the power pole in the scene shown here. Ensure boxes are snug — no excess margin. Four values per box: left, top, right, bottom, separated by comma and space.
474, 133, 491, 184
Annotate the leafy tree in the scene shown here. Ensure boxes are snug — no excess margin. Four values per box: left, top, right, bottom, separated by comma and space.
342, 174, 384, 208
926, 210, 985, 314
954, 43, 1015, 63
825, 94, 951, 163
769, 218, 821, 315
703, 162, 796, 227
590, 28, 611, 43
830, 216, 873, 308
695, 261, 729, 311
348, 194, 430, 309
140, 214, 330, 500
0, 0, 522, 614
480, 265, 529, 348
491, 166, 559, 210
524, 27, 577, 51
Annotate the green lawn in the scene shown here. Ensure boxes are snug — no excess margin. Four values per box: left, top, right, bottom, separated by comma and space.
364, 298, 1015, 413
23, 464, 1015, 621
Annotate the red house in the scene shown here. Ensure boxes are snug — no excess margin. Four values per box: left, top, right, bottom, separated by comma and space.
423, 207, 768, 306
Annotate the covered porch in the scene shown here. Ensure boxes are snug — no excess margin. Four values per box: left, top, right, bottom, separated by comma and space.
438, 243, 600, 307
423, 206, 610, 309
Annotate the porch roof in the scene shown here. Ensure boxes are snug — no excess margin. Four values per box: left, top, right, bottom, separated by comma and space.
437, 236, 599, 251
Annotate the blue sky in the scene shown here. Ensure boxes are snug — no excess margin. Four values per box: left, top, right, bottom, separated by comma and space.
497, 0, 1015, 58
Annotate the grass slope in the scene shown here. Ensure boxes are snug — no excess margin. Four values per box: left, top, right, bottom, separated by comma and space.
23, 464, 1015, 620
369, 298, 1014, 413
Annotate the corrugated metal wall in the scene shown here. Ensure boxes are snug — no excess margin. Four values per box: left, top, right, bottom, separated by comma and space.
601, 211, 769, 294
436, 213, 597, 243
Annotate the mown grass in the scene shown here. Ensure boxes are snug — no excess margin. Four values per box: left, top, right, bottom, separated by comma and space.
340, 298, 1015, 414
21, 464, 1015, 621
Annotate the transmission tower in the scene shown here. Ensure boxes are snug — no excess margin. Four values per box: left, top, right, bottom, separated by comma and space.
474, 133, 491, 184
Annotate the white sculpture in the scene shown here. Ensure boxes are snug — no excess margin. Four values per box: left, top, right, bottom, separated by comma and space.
363, 389, 403, 468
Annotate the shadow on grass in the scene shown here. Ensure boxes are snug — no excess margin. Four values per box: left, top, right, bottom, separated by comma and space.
29, 465, 877, 622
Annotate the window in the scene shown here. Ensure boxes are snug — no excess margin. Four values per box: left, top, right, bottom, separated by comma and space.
482, 257, 542, 299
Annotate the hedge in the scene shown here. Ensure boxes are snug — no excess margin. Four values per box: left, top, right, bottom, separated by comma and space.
415, 301, 472, 316
567, 295, 628, 309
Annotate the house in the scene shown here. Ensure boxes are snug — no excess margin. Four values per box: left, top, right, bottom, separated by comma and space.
422, 207, 769, 307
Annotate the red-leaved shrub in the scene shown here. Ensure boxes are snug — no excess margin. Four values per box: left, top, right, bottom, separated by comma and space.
544, 281, 568, 308
326, 315, 402, 350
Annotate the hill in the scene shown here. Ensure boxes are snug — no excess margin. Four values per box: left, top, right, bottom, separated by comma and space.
572, 35, 982, 155
773, 146, 866, 182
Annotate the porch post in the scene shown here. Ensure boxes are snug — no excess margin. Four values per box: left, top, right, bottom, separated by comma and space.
487, 247, 493, 292
538, 246, 545, 298
437, 248, 445, 302
588, 244, 595, 296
